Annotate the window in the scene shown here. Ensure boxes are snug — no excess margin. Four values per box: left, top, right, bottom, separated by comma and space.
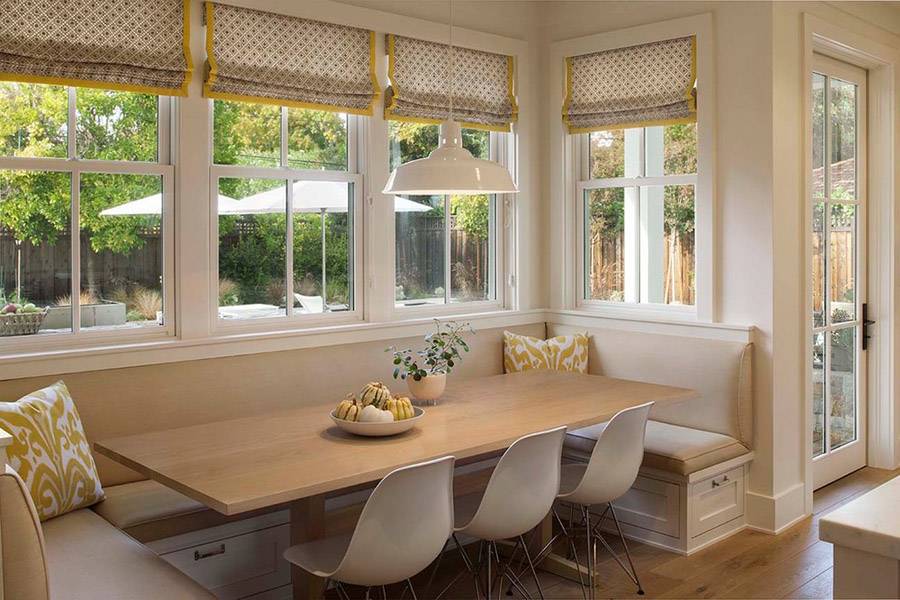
212, 100, 359, 322
580, 123, 697, 307
0, 82, 172, 337
389, 122, 498, 308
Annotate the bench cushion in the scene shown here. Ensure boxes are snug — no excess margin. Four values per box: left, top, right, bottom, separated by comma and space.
565, 420, 750, 476
93, 479, 206, 529
43, 508, 214, 599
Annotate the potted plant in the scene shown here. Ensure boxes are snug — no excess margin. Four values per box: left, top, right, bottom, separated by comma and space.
388, 320, 473, 404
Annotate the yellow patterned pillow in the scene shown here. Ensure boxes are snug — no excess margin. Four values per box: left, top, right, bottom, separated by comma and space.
503, 331, 590, 374
0, 381, 104, 521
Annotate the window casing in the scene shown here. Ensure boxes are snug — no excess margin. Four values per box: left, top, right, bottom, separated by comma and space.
210, 100, 363, 328
0, 83, 175, 346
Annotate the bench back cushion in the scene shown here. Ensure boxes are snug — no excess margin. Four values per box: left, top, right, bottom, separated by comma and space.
0, 323, 546, 487
548, 323, 752, 446
0, 465, 50, 600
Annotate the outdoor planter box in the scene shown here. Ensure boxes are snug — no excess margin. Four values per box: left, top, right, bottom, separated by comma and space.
41, 301, 127, 330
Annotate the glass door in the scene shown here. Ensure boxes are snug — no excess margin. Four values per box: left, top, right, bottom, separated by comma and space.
811, 54, 867, 490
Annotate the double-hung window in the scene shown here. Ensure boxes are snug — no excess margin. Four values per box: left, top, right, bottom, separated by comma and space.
390, 122, 501, 308
211, 100, 362, 323
578, 123, 697, 307
0, 83, 174, 338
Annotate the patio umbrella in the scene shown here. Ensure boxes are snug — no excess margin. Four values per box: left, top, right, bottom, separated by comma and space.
236, 181, 430, 305
99, 193, 242, 216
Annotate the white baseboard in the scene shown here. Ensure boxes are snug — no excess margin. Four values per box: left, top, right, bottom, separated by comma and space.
745, 481, 807, 533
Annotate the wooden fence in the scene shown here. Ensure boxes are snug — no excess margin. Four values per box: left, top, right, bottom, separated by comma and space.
0, 230, 161, 304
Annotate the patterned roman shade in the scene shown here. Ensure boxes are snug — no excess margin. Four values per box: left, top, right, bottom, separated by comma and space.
563, 36, 696, 134
385, 34, 517, 132
204, 3, 378, 115
0, 0, 191, 95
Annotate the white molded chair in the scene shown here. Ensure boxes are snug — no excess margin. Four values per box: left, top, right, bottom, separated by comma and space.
556, 402, 654, 599
441, 426, 566, 600
283, 456, 455, 598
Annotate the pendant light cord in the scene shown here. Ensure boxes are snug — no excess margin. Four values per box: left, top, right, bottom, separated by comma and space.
448, 0, 454, 122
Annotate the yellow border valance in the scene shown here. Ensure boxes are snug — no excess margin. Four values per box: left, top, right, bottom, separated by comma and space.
384, 34, 518, 133
0, 0, 192, 96
563, 36, 696, 134
203, 3, 378, 115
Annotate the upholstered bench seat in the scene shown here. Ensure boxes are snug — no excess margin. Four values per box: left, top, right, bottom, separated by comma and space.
43, 508, 213, 599
93, 479, 206, 529
565, 420, 750, 476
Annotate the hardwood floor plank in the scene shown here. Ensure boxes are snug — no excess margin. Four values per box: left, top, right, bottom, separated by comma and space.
784, 567, 833, 599
720, 540, 832, 599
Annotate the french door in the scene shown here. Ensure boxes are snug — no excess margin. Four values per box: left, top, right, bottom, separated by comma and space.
811, 54, 867, 490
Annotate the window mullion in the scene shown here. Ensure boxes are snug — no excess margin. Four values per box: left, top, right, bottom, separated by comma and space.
286, 178, 294, 318
67, 87, 76, 159
70, 168, 80, 334
444, 195, 451, 304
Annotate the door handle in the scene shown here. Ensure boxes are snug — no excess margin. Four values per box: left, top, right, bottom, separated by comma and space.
863, 303, 875, 351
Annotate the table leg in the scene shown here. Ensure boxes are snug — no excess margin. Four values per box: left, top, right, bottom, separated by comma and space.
291, 494, 327, 600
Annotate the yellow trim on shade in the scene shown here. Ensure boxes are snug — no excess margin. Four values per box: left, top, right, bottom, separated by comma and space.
203, 2, 376, 115
205, 89, 374, 116
384, 33, 514, 132
180, 0, 193, 95
567, 115, 696, 135
506, 55, 519, 125
562, 35, 698, 135
0, 72, 188, 96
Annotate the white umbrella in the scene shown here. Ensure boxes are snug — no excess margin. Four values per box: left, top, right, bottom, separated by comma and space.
100, 193, 243, 216
235, 181, 431, 304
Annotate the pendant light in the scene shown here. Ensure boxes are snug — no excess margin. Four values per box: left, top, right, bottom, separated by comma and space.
382, 1, 518, 196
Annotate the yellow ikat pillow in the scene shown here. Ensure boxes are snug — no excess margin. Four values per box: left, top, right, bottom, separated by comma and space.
0, 381, 104, 521
503, 331, 590, 374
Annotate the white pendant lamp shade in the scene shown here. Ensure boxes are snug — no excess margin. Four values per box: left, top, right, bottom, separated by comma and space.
383, 120, 518, 196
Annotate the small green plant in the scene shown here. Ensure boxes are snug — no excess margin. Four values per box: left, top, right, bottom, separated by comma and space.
388, 320, 473, 381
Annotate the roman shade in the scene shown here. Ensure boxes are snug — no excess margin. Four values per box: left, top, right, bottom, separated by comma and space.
0, 0, 191, 96
384, 34, 517, 132
203, 3, 378, 115
562, 36, 696, 134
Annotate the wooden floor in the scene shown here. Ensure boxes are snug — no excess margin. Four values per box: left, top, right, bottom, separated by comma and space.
330, 466, 900, 599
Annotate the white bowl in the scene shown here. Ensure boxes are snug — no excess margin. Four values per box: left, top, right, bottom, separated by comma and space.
330, 406, 425, 437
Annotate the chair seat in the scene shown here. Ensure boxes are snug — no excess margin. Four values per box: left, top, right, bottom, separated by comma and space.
283, 534, 351, 578
565, 420, 750, 476
43, 509, 214, 599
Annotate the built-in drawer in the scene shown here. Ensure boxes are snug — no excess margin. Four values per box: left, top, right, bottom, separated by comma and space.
689, 466, 744, 538
606, 473, 680, 538
159, 524, 291, 600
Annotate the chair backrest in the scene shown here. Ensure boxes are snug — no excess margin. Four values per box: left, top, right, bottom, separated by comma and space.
334, 456, 455, 587
0, 465, 50, 600
295, 294, 324, 314
462, 426, 566, 541
570, 402, 653, 505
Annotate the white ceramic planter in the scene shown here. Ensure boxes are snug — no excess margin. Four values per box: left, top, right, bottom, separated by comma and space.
407, 373, 446, 405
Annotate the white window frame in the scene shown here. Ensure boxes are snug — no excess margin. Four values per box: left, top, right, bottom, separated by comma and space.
550, 14, 715, 322
388, 128, 511, 318
209, 107, 365, 333
0, 88, 176, 352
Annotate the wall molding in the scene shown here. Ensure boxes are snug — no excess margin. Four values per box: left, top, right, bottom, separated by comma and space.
745, 482, 808, 534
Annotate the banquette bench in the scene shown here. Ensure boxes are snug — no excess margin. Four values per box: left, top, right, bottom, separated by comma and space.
0, 320, 752, 597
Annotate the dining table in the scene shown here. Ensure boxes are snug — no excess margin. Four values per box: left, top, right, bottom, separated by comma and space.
94, 369, 698, 600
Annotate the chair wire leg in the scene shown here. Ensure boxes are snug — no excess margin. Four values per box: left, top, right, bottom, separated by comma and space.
609, 503, 644, 595
364, 587, 371, 600
406, 579, 419, 600
424, 537, 450, 595
519, 535, 545, 600
583, 506, 595, 600
554, 508, 587, 600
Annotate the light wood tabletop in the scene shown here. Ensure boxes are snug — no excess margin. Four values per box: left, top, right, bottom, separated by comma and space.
94, 370, 696, 516
94, 369, 697, 599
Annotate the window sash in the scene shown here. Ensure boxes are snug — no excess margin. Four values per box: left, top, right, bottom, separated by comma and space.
0, 93, 175, 348
210, 107, 364, 329
576, 126, 697, 310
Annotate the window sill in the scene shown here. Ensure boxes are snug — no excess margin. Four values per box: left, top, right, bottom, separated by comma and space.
0, 308, 546, 380
548, 308, 754, 342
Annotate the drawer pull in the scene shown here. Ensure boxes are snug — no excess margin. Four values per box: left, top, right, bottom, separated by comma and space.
712, 475, 730, 488
194, 544, 226, 561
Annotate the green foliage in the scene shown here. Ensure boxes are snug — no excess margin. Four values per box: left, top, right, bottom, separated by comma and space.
451, 195, 489, 239
388, 319, 474, 380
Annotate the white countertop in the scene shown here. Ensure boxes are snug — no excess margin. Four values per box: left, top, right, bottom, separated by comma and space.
820, 475, 900, 559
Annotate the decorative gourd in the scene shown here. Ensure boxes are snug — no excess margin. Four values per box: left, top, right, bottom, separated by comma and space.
359, 381, 392, 409
335, 394, 360, 422
385, 396, 415, 421
359, 404, 394, 423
